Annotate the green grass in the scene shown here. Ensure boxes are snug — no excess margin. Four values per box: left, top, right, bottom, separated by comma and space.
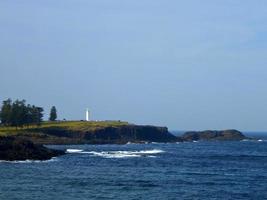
41, 120, 129, 131
0, 120, 130, 136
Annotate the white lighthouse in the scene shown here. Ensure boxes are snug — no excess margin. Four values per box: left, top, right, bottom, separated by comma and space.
86, 108, 90, 121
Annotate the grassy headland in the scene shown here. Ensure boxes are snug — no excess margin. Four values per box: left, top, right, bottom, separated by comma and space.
0, 121, 176, 145
0, 121, 247, 145
0, 121, 129, 134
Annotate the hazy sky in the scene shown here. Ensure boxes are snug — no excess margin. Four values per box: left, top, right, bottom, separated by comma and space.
1, 0, 267, 131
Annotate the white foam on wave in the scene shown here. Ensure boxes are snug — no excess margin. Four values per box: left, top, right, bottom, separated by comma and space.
256, 139, 267, 142
137, 149, 165, 154
147, 155, 157, 158
70, 149, 165, 159
82, 151, 141, 158
66, 149, 83, 153
241, 139, 267, 142
0, 157, 58, 164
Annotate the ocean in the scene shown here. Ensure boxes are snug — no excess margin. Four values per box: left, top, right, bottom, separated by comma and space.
0, 133, 267, 200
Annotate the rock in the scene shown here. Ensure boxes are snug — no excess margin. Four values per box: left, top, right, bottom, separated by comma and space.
0, 136, 65, 161
180, 129, 246, 141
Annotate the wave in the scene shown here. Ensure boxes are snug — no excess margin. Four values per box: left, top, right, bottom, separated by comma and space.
0, 157, 58, 164
66, 149, 165, 158
66, 149, 83, 153
137, 149, 164, 154
147, 156, 157, 158
82, 151, 141, 158
241, 139, 267, 142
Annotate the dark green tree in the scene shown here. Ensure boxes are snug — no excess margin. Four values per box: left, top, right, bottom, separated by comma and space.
10, 100, 27, 128
0, 99, 12, 126
49, 106, 57, 121
32, 106, 44, 126
0, 99, 44, 127
25, 104, 33, 127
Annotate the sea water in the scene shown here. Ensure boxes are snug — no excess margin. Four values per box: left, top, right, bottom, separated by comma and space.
0, 134, 267, 200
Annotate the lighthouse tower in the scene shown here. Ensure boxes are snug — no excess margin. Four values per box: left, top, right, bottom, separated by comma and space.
86, 109, 90, 121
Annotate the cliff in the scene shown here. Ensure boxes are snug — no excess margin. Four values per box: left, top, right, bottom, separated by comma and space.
179, 129, 246, 141
0, 121, 177, 145
32, 125, 177, 144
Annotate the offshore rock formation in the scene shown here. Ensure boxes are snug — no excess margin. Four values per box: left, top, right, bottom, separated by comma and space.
179, 129, 246, 141
0, 136, 65, 161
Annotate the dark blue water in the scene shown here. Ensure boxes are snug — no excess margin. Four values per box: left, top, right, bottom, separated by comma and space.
1, 138, 267, 199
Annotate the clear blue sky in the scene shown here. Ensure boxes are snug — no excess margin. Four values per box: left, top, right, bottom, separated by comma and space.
1, 0, 267, 131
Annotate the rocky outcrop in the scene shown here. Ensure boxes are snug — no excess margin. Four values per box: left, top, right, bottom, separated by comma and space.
0, 136, 65, 161
179, 129, 246, 141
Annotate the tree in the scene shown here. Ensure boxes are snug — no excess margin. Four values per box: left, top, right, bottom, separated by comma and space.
49, 106, 57, 121
25, 104, 33, 127
0, 99, 12, 126
32, 106, 44, 126
10, 99, 26, 127
0, 98, 44, 127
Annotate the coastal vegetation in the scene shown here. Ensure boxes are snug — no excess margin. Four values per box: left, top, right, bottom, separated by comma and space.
0, 120, 130, 135
0, 99, 43, 128
0, 98, 129, 132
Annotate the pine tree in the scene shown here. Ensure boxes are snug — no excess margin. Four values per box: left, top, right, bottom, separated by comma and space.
0, 99, 12, 125
10, 99, 27, 128
0, 98, 44, 127
32, 106, 44, 126
49, 106, 57, 121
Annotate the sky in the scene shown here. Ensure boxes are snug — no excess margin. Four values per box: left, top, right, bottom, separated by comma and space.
1, 0, 267, 131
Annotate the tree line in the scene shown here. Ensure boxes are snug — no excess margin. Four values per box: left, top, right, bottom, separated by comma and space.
0, 99, 57, 128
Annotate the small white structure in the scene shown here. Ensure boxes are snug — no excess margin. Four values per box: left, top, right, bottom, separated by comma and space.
86, 108, 90, 121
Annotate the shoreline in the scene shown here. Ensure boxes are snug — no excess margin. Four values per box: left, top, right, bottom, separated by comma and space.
0, 121, 253, 161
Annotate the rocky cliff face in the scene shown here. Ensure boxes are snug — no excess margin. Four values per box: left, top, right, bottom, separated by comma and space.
179, 129, 246, 141
85, 125, 177, 144
25, 125, 177, 144
0, 136, 65, 161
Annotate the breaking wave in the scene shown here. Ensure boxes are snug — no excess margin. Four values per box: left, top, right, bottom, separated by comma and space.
0, 157, 58, 164
257, 139, 267, 142
66, 149, 165, 158
241, 139, 267, 142
66, 149, 83, 153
